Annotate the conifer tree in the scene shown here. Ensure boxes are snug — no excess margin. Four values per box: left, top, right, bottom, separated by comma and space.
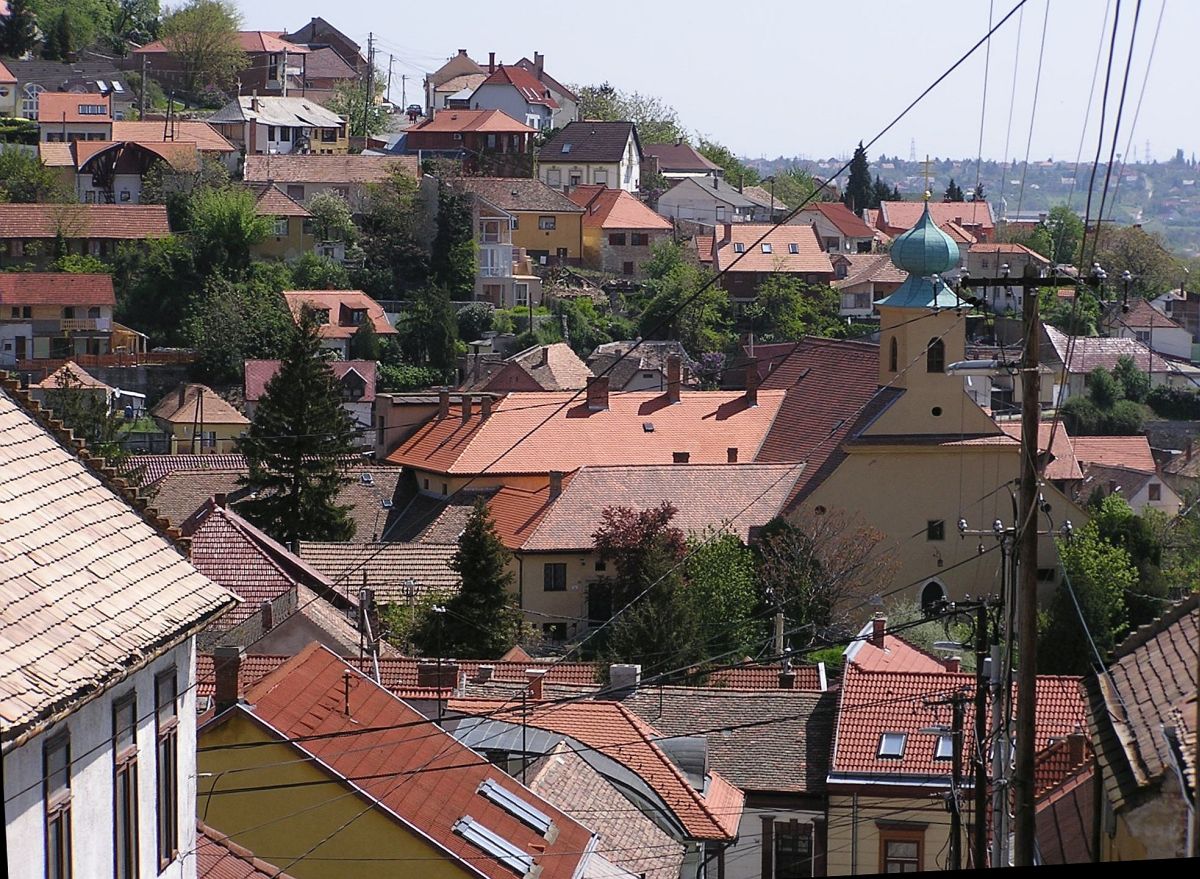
870, 175, 892, 210
237, 305, 357, 543
843, 142, 872, 214
416, 498, 520, 658
0, 0, 39, 58
944, 178, 965, 202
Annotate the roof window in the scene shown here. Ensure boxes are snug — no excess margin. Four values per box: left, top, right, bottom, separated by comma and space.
477, 778, 553, 834
761, 243, 772, 254
453, 816, 535, 875
78, 104, 107, 115
733, 242, 745, 253
561, 143, 572, 154
788, 243, 799, 254
934, 734, 954, 761
877, 732, 907, 759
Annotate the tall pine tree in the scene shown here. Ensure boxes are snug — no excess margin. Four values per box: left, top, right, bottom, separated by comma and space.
237, 305, 357, 543
943, 178, 965, 202
843, 142, 872, 214
0, 0, 38, 57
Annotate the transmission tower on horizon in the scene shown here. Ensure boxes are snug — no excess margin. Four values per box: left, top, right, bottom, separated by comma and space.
909, 138, 917, 163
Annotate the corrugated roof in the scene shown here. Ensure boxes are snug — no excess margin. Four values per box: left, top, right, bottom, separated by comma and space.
0, 387, 235, 743
208, 96, 343, 128
0, 204, 170, 239
0, 273, 114, 306
712, 224, 833, 275
243, 153, 418, 184
568, 185, 672, 231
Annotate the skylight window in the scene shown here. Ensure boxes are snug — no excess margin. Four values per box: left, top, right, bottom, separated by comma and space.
935, 734, 954, 761
877, 732, 907, 759
761, 243, 772, 254
788, 243, 799, 254
453, 816, 535, 875
561, 143, 572, 154
478, 779, 552, 834
733, 242, 745, 253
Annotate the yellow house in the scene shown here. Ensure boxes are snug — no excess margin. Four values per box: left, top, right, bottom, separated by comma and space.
197, 643, 607, 879
246, 183, 314, 262
457, 177, 584, 264
151, 383, 248, 453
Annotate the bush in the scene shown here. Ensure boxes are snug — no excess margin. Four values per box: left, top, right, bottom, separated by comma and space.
378, 363, 442, 391
457, 302, 495, 342
1147, 385, 1200, 420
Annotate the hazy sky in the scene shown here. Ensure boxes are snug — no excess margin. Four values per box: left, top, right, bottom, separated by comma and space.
237, 0, 1197, 163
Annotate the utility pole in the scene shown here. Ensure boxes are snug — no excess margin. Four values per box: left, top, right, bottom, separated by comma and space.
386, 54, 394, 104
363, 32, 375, 139
281, 47, 288, 97
973, 602, 990, 869
401, 73, 407, 110
139, 53, 148, 119
923, 692, 968, 872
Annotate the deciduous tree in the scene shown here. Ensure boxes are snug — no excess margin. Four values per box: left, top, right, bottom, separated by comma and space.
573, 82, 687, 144
159, 0, 246, 96
326, 73, 387, 138
697, 138, 760, 188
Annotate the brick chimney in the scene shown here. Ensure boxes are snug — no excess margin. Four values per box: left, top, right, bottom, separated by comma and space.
475, 664, 494, 683
481, 395, 492, 420
417, 661, 459, 689
488, 52, 495, 73
672, 451, 690, 464
1067, 731, 1088, 766
213, 645, 245, 714
871, 614, 886, 649
727, 447, 738, 463
178, 383, 187, 408
944, 656, 961, 673
609, 663, 641, 693
549, 470, 563, 499
214, 493, 227, 508
586, 375, 609, 411
778, 669, 796, 689
534, 51, 545, 81
744, 363, 760, 407
525, 668, 546, 701
438, 390, 450, 419
260, 599, 273, 631
461, 394, 474, 422
666, 354, 681, 403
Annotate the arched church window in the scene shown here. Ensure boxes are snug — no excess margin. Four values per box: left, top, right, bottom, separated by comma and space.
926, 338, 945, 373
889, 337, 898, 372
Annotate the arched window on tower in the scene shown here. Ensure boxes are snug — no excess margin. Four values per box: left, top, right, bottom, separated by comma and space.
926, 338, 945, 373
889, 337, 898, 372
921, 580, 947, 614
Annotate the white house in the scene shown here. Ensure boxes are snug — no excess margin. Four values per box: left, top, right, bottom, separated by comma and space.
0, 382, 236, 879
537, 121, 643, 193
1102, 298, 1195, 361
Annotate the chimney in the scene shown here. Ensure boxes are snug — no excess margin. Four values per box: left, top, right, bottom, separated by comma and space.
488, 51, 495, 73
462, 394, 474, 422
525, 668, 546, 701
1067, 731, 1087, 766
417, 661, 459, 689
778, 669, 796, 689
214, 492, 227, 508
727, 447, 738, 463
457, 48, 468, 56
666, 354, 682, 403
534, 51, 545, 81
475, 664, 494, 683
178, 384, 186, 408
672, 451, 690, 464
549, 470, 563, 499
438, 390, 450, 419
539, 345, 549, 367
586, 375, 609, 411
609, 663, 641, 693
481, 395, 492, 420
871, 614, 886, 649
944, 656, 961, 673
744, 363, 760, 407
260, 599, 273, 631
712, 176, 719, 189
250, 90, 259, 113
213, 645, 245, 714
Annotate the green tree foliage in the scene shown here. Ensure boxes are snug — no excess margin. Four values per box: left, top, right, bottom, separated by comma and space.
430, 179, 475, 296
1045, 205, 1084, 264
771, 166, 824, 208
53, 253, 108, 274
108, 0, 161, 53
1040, 502, 1138, 674
124, 72, 168, 116
377, 362, 442, 391
356, 170, 433, 297
572, 82, 687, 145
348, 319, 380, 360
1146, 385, 1200, 419
1060, 365, 1146, 435
884, 598, 977, 672
40, 11, 73, 60
326, 73, 388, 138
41, 366, 129, 462
1085, 495, 1168, 628
1, 0, 39, 57
183, 272, 293, 383
159, 0, 246, 96
683, 534, 760, 659
0, 150, 68, 203
1039, 286, 1100, 335
744, 274, 849, 343
306, 191, 358, 245
289, 252, 352, 290
843, 142, 872, 214
236, 306, 357, 543
413, 498, 520, 658
1093, 224, 1182, 299
870, 175, 894, 210
186, 185, 272, 278
637, 241, 732, 355
395, 285, 457, 374
456, 302, 494, 342
112, 236, 197, 345
697, 138, 760, 188
1112, 354, 1150, 403
943, 178, 965, 202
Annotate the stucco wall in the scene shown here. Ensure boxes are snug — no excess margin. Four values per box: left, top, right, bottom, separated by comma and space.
512, 211, 582, 261
826, 792, 965, 875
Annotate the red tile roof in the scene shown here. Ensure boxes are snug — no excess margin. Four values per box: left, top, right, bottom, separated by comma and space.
0, 204, 170, 239
0, 273, 114, 306
478, 65, 558, 107
196, 821, 299, 879
843, 621, 950, 674
712, 224, 833, 275
243, 154, 419, 184
643, 142, 721, 174
877, 200, 995, 235
243, 183, 310, 218
111, 120, 235, 153
37, 91, 110, 124
449, 697, 744, 841
411, 108, 535, 134
1071, 435, 1156, 473
799, 202, 876, 238
998, 419, 1083, 481
138, 31, 307, 55
125, 453, 247, 489
386, 389, 787, 475
1035, 764, 1096, 864
281, 290, 397, 339
486, 481, 561, 549
831, 252, 908, 289
0, 60, 14, 83
29, 361, 113, 392
68, 139, 199, 173
213, 645, 597, 879
830, 665, 1086, 779
1112, 297, 1185, 330
150, 383, 248, 425
568, 185, 672, 231
1043, 324, 1177, 375
244, 359, 375, 403
968, 242, 1051, 263
704, 664, 825, 691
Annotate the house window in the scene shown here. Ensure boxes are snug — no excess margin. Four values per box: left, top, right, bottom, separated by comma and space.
543, 563, 567, 591
593, 169, 608, 185
877, 732, 907, 758
734, 242, 745, 253
926, 338, 945, 373
515, 283, 529, 307
44, 732, 72, 879
762, 243, 773, 254
715, 206, 726, 221
789, 242, 799, 254
622, 261, 634, 275
278, 127, 292, 143
119, 190, 131, 202
88, 306, 100, 319
1148, 483, 1162, 501
113, 694, 139, 879
155, 669, 178, 869
569, 172, 581, 187
556, 247, 568, 260
274, 217, 288, 236
879, 830, 924, 873
547, 169, 562, 188
934, 734, 954, 761
926, 520, 945, 541
62, 307, 75, 319
538, 216, 557, 231
349, 309, 367, 325
321, 128, 337, 143
774, 821, 813, 879
889, 338, 898, 372
199, 431, 217, 449
286, 184, 304, 200
608, 233, 626, 246
22, 83, 44, 118
84, 190, 97, 204
267, 125, 277, 141
631, 233, 649, 246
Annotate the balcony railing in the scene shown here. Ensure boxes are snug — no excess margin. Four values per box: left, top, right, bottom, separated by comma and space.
59, 318, 112, 331
479, 266, 512, 278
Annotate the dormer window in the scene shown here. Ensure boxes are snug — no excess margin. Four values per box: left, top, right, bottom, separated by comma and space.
78, 104, 107, 115
934, 734, 954, 760
349, 309, 367, 325
877, 732, 907, 759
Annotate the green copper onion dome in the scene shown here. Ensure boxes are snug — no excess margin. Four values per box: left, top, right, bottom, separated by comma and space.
889, 201, 959, 276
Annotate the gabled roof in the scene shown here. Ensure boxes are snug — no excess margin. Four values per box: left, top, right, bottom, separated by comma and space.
243, 153, 418, 184
0, 386, 235, 744
877, 200, 995, 234
244, 359, 374, 402
540, 121, 640, 164
568, 185, 672, 231
280, 290, 397, 339
457, 176, 582, 213
295, 541, 460, 601
144, 468, 248, 527
1043, 324, 1177, 375
843, 618, 951, 673
111, 120, 235, 153
968, 242, 1051, 263
586, 340, 698, 392
138, 31, 307, 54
300, 46, 358, 80
997, 419, 1083, 481
468, 342, 593, 392
411, 107, 534, 134
427, 49, 485, 88
0, 272, 114, 306
519, 463, 803, 552
476, 65, 558, 108
740, 185, 789, 212
0, 204, 170, 239
242, 182, 310, 218
1071, 435, 1156, 473
449, 697, 745, 841
126, 453, 247, 489
1107, 296, 1185, 331
513, 57, 578, 102
386, 389, 788, 475
67, 139, 200, 173
151, 383, 249, 425
1081, 595, 1199, 812
196, 821, 299, 879
0, 60, 14, 83
661, 176, 758, 208
37, 91, 110, 124
797, 202, 876, 238
831, 252, 908, 289
30, 361, 113, 392
208, 96, 343, 128
1035, 764, 1096, 865
621, 687, 837, 794
212, 644, 598, 879
712, 223, 833, 275
643, 142, 721, 174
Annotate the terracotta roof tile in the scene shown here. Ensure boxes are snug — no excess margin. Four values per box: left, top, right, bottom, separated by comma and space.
486, 482, 560, 549
643, 142, 720, 174
37, 142, 74, 167
568, 186, 672, 231
37, 91, 110, 124
281, 290, 397, 339
0, 204, 170, 239
1112, 297, 1185, 330
125, 453, 246, 489
142, 469, 247, 527
798, 202, 876, 238
29, 361, 113, 392
196, 821, 299, 879
998, 419, 1083, 481
466, 343, 594, 392
243, 154, 418, 185
0, 273, 114, 307
295, 46, 354, 80
387, 389, 787, 475
512, 58, 577, 102
877, 200, 995, 235
111, 120, 235, 153
410, 108, 535, 134
831, 252, 908, 289
1071, 435, 1156, 473
243, 183, 310, 218
1035, 764, 1096, 864
296, 541, 459, 601
843, 622, 951, 674
243, 359, 374, 402
151, 383, 248, 425
0, 60, 14, 83
1043, 324, 1177, 375
0, 388, 235, 740
968, 242, 1051, 263
457, 177, 583, 213
449, 697, 744, 841
713, 224, 833, 275
479, 65, 559, 107
705, 664, 825, 690
740, 185, 789, 212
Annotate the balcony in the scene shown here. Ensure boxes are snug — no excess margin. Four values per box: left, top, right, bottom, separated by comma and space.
59, 318, 112, 332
